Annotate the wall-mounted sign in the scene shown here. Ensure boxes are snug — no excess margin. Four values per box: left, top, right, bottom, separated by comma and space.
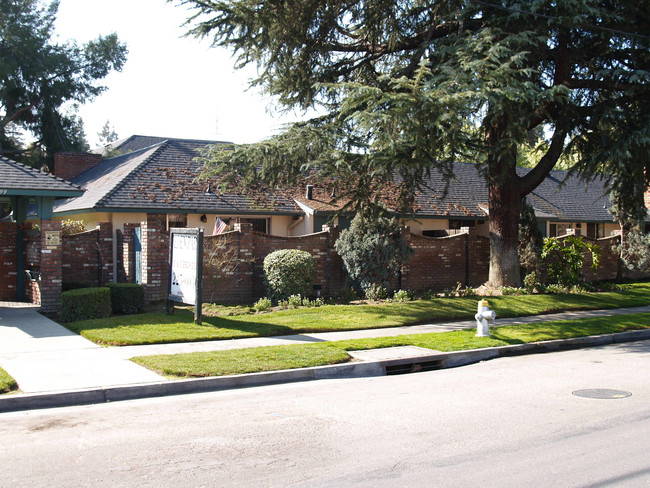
45, 230, 60, 248
167, 228, 203, 324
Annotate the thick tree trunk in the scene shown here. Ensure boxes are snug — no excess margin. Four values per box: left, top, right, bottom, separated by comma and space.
488, 165, 522, 288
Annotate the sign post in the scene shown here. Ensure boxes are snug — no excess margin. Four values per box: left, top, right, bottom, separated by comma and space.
167, 228, 203, 324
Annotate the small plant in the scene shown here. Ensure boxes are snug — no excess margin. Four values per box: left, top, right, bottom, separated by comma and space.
523, 271, 541, 292
544, 283, 568, 294
500, 286, 526, 296
253, 297, 272, 313
364, 283, 388, 301
287, 294, 303, 308
392, 289, 413, 302
420, 290, 434, 300
302, 296, 323, 307
452, 282, 475, 297
278, 299, 289, 309
337, 286, 358, 304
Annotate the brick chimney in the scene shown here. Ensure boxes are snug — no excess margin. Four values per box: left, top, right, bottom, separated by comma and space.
54, 152, 103, 181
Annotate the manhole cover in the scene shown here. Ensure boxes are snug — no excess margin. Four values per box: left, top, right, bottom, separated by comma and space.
572, 389, 632, 399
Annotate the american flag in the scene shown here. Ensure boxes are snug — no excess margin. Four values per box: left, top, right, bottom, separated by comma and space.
213, 217, 227, 235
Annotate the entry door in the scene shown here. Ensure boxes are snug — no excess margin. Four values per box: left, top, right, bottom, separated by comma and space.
134, 227, 142, 284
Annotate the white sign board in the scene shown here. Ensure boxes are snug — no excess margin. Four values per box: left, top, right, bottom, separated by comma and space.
170, 232, 199, 305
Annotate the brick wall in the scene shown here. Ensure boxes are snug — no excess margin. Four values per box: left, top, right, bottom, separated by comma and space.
61, 223, 113, 287
53, 152, 102, 181
557, 234, 650, 282
141, 215, 169, 302
0, 222, 18, 300
76, 221, 650, 306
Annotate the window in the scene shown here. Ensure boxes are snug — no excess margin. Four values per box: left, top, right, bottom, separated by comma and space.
167, 213, 187, 229
242, 218, 268, 233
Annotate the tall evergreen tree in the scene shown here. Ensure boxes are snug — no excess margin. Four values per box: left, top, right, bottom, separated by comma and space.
0, 0, 128, 169
177, 0, 650, 287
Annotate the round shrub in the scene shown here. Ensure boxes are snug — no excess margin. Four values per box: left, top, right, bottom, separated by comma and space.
263, 249, 316, 302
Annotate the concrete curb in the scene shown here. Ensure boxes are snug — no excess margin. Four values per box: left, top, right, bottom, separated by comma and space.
2, 329, 649, 413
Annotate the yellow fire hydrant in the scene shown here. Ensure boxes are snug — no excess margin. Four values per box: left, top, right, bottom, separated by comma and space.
475, 299, 496, 337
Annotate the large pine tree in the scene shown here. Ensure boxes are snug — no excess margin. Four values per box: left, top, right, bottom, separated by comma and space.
177, 0, 650, 287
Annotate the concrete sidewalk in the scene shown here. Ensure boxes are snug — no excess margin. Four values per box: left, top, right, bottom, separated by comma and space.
1, 302, 649, 412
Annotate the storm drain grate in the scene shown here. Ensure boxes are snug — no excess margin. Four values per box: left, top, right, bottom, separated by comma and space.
385, 359, 445, 375
572, 389, 632, 399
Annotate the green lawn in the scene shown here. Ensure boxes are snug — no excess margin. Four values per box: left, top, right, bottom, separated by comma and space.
0, 367, 18, 394
132, 312, 650, 377
64, 282, 650, 346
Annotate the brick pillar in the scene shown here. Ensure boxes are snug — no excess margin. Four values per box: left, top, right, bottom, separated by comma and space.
0, 222, 18, 300
97, 222, 113, 285
39, 220, 62, 313
233, 222, 254, 303
141, 215, 168, 302
121, 224, 138, 283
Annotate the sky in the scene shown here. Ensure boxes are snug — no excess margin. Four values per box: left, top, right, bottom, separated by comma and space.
54, 0, 306, 148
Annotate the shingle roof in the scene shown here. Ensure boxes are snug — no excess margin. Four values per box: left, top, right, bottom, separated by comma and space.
60, 134, 621, 223
297, 161, 616, 223
56, 138, 300, 215
414, 163, 613, 222
0, 156, 83, 197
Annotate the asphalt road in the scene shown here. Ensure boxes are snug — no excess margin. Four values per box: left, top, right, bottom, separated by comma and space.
2, 341, 649, 487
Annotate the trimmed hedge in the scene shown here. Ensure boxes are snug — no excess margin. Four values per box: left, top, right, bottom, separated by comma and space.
107, 283, 144, 314
59, 287, 112, 322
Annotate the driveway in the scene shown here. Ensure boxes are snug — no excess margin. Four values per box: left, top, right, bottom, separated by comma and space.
0, 302, 164, 393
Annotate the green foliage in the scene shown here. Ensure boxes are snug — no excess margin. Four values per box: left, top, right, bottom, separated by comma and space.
392, 289, 415, 302
59, 287, 111, 322
616, 232, 650, 272
500, 286, 527, 296
364, 283, 388, 301
184, 0, 650, 289
263, 249, 316, 302
541, 236, 601, 286
287, 294, 303, 308
518, 199, 543, 279
107, 283, 144, 314
61, 219, 86, 236
0, 0, 127, 168
0, 366, 18, 394
253, 297, 272, 313
335, 210, 413, 292
523, 272, 541, 293
302, 296, 323, 308
336, 286, 358, 304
